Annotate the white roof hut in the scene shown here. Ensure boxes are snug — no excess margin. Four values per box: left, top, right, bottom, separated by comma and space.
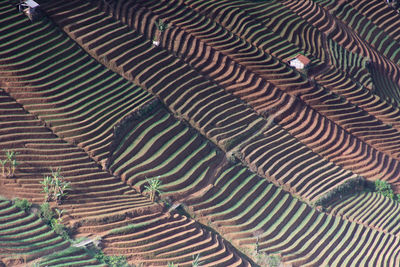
19, 0, 40, 21
286, 54, 311, 70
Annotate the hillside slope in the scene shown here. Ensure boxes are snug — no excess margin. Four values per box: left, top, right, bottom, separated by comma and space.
2, 0, 400, 266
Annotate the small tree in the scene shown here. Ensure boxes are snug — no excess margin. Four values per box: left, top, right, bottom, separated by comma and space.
155, 19, 168, 32
153, 19, 168, 46
144, 176, 163, 202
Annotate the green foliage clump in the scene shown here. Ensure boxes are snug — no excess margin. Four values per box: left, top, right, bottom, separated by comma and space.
38, 202, 70, 240
375, 180, 394, 198
39, 202, 55, 225
374, 180, 400, 201
155, 19, 168, 32
50, 218, 70, 240
94, 250, 131, 267
13, 198, 31, 212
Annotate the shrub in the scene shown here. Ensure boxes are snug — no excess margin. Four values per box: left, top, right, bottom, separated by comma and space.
51, 218, 70, 240
374, 180, 395, 199
374, 180, 400, 203
39, 202, 55, 225
54, 208, 64, 223
38, 203, 70, 240
13, 198, 32, 213
94, 250, 131, 267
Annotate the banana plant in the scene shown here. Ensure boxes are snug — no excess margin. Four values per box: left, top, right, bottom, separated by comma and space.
192, 254, 203, 267
55, 180, 71, 204
5, 150, 15, 162
52, 168, 70, 204
10, 159, 18, 177
40, 168, 71, 204
0, 159, 6, 177
55, 208, 64, 223
3, 150, 18, 178
144, 176, 163, 202
40, 175, 54, 202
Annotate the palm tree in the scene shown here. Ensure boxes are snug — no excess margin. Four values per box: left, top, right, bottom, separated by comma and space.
144, 176, 163, 202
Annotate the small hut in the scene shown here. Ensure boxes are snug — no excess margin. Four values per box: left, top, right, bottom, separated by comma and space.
19, 0, 41, 21
286, 54, 311, 70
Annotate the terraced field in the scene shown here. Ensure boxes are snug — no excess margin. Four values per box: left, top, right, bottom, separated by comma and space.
2, 0, 400, 266
0, 84, 251, 266
42, 0, 400, 194
33, 0, 376, 204
106, 105, 400, 266
0, 198, 105, 266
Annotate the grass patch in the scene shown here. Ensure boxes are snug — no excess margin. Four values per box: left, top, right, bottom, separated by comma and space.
109, 217, 161, 236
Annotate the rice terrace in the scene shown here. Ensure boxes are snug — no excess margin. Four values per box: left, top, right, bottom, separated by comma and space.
3, 0, 400, 266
